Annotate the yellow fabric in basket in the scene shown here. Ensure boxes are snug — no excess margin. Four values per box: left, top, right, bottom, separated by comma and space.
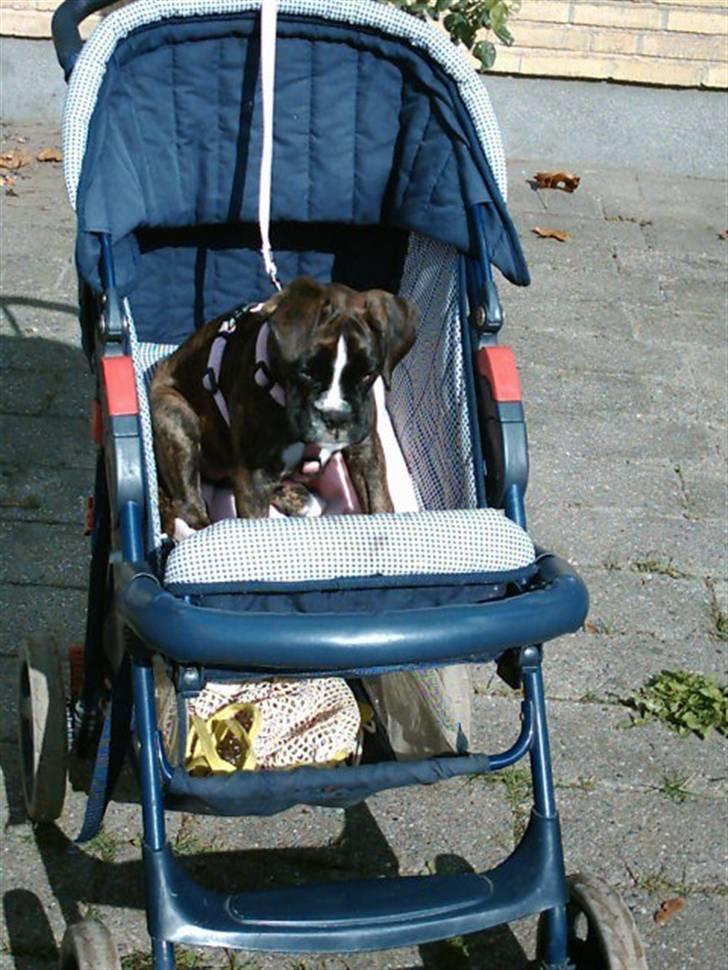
185, 702, 261, 774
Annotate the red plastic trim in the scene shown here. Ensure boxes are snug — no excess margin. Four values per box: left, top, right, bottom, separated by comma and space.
100, 356, 138, 417
477, 346, 522, 403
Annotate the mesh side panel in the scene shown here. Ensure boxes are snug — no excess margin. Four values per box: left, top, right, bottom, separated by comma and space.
394, 234, 476, 511
62, 0, 507, 210
127, 307, 175, 549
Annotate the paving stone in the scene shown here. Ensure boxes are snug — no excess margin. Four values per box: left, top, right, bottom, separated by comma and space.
0, 465, 91, 526
0, 367, 91, 419
528, 455, 685, 518
541, 630, 728, 706
0, 334, 85, 372
0, 521, 87, 588
557, 787, 727, 891
576, 568, 714, 640
0, 585, 87, 654
526, 411, 721, 466
0, 415, 95, 470
529, 506, 727, 578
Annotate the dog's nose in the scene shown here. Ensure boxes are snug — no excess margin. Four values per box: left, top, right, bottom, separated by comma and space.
315, 404, 351, 430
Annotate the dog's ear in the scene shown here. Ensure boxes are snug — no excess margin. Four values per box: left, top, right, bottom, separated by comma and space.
365, 292, 417, 390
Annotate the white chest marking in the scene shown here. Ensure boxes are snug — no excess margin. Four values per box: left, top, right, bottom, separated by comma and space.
315, 336, 349, 414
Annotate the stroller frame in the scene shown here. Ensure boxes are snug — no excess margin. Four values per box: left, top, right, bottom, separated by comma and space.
92, 220, 581, 966
18, 2, 651, 969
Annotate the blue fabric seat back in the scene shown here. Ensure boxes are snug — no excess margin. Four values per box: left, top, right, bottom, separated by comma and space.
74, 13, 527, 342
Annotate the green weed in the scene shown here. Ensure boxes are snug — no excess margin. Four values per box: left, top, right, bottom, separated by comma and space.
620, 669, 728, 739
631, 557, 687, 579
658, 770, 693, 803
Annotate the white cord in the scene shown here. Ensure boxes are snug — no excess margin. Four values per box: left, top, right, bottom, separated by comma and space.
258, 0, 282, 291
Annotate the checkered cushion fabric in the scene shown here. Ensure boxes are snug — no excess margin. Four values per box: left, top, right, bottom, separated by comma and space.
164, 507, 535, 587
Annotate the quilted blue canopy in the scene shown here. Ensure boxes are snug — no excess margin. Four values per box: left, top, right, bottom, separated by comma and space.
74, 13, 528, 342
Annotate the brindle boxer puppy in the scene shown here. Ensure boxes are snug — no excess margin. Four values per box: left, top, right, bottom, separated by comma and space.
150, 276, 416, 533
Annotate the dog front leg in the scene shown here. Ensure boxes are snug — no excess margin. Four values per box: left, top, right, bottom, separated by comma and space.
344, 433, 393, 514
231, 467, 275, 519
150, 385, 210, 532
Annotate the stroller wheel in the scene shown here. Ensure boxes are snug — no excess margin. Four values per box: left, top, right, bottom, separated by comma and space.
537, 872, 648, 970
59, 919, 120, 970
17, 637, 68, 822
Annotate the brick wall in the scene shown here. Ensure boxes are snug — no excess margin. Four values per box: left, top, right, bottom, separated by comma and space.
0, 0, 102, 39
1, 0, 726, 89
491, 0, 728, 88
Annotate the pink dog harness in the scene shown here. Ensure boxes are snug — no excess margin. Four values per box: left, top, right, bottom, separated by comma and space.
201, 310, 361, 518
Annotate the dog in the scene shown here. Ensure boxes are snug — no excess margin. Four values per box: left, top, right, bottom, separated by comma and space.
150, 276, 416, 534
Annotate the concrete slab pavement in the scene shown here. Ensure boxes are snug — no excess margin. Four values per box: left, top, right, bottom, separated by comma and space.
0, 119, 726, 970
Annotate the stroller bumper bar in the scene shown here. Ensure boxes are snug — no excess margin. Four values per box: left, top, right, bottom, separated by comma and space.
118, 553, 588, 672
144, 809, 567, 953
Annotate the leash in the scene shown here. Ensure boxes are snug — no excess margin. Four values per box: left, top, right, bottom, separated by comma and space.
259, 0, 282, 292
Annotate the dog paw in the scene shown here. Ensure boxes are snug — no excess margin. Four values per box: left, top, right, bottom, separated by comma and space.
173, 518, 197, 542
272, 482, 325, 518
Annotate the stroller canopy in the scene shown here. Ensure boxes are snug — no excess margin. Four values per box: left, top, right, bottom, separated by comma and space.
64, 0, 528, 340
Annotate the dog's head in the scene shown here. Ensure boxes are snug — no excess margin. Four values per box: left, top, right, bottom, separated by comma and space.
260, 277, 416, 448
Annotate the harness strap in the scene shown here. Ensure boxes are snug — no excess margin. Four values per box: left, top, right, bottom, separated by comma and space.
202, 317, 237, 425
203, 314, 286, 426
254, 321, 286, 406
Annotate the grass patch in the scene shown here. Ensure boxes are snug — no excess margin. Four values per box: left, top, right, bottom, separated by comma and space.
632, 867, 728, 898
631, 557, 687, 579
620, 669, 728, 739
84, 829, 118, 863
710, 603, 728, 642
121, 949, 203, 970
658, 770, 693, 804
172, 814, 215, 855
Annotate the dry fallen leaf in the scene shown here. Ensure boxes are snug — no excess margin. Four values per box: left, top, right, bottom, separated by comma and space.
534, 170, 581, 193
16, 135, 28, 144
533, 226, 570, 242
0, 149, 32, 170
654, 897, 684, 926
583, 619, 599, 634
37, 146, 63, 163
0, 174, 16, 188
719, 229, 728, 240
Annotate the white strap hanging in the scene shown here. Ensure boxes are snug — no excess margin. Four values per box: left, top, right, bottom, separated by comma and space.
258, 0, 282, 291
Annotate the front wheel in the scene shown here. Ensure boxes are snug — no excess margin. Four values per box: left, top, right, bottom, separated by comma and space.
538, 872, 648, 970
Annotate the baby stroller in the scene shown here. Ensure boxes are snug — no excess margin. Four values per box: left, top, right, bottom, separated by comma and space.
17, 1, 647, 967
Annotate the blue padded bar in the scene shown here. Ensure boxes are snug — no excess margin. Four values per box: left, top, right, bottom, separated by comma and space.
143, 809, 566, 953
118, 554, 588, 672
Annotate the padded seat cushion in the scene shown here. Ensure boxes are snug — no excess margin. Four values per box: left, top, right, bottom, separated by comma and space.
163, 507, 536, 603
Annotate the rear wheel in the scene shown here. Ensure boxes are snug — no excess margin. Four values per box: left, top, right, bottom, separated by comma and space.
17, 637, 68, 822
59, 919, 120, 970
538, 872, 648, 970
